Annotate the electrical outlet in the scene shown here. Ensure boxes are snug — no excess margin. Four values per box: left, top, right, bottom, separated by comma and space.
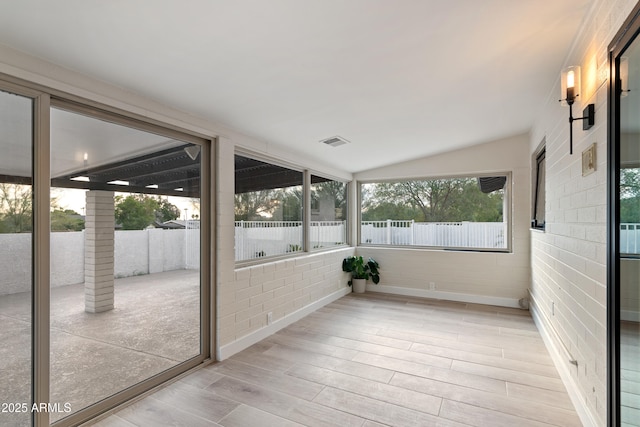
267, 312, 273, 325
429, 282, 436, 290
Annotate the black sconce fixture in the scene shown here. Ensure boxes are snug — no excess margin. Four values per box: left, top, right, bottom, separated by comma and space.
559, 66, 595, 155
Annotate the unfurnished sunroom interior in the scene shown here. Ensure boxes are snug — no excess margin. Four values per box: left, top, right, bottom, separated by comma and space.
0, 1, 639, 426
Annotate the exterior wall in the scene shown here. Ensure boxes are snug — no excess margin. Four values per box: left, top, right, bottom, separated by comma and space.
528, 1, 637, 425
0, 229, 189, 295
354, 134, 531, 307
0, 233, 32, 295
114, 229, 186, 277
216, 139, 355, 357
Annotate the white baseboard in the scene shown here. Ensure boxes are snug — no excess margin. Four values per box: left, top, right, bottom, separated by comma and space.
529, 296, 599, 427
217, 286, 351, 360
366, 284, 521, 308
622, 309, 640, 322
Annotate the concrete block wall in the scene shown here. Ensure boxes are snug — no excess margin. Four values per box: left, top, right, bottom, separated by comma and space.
218, 248, 353, 351
114, 228, 187, 277
0, 233, 32, 295
529, 1, 637, 424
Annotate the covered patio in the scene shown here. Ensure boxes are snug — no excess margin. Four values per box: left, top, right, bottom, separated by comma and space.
0, 270, 200, 425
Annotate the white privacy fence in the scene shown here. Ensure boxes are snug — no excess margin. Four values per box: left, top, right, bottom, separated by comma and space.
621, 223, 640, 254
233, 221, 640, 255
185, 220, 201, 269
0, 228, 200, 296
361, 220, 507, 249
235, 220, 346, 261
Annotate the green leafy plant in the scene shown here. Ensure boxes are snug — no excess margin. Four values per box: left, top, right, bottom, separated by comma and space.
341, 256, 380, 286
286, 244, 302, 253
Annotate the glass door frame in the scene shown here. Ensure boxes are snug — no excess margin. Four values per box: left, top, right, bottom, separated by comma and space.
0, 75, 214, 427
608, 3, 640, 426
0, 78, 51, 427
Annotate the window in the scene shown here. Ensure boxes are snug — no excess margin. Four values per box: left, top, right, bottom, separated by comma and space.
360, 174, 509, 250
235, 154, 303, 261
532, 148, 546, 229
620, 167, 640, 255
310, 175, 347, 249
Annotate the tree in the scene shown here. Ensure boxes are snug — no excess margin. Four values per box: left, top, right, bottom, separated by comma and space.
311, 180, 347, 220
621, 168, 640, 223
234, 190, 280, 221
51, 209, 85, 231
155, 197, 181, 223
115, 194, 180, 230
621, 168, 640, 199
361, 201, 421, 221
362, 178, 503, 223
235, 186, 304, 221
0, 183, 32, 233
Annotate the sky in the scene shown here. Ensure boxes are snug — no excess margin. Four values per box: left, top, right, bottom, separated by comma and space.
53, 188, 200, 220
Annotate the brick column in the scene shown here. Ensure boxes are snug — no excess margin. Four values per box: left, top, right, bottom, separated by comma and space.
84, 190, 115, 313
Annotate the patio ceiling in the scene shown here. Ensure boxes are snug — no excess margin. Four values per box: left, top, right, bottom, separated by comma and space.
0, 144, 202, 198
54, 144, 202, 198
235, 154, 331, 194
1, 150, 333, 197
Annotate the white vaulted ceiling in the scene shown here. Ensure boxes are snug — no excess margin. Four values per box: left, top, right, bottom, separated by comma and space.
0, 0, 592, 172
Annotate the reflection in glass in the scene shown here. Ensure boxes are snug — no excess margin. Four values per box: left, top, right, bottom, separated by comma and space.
619, 36, 640, 426
0, 90, 33, 427
234, 154, 303, 261
310, 176, 347, 249
49, 107, 201, 422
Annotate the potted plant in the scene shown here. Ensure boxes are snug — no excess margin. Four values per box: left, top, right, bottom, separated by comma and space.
342, 256, 380, 293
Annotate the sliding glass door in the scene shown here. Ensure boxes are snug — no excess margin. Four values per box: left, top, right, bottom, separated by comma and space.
0, 79, 211, 426
0, 87, 34, 427
610, 4, 640, 425
49, 103, 208, 424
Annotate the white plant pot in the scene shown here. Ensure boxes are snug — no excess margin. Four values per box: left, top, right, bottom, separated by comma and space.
352, 278, 366, 293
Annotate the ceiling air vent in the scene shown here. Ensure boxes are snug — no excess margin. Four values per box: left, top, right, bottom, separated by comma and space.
320, 136, 350, 147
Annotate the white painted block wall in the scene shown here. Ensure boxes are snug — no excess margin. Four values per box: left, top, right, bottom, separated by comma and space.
529, 1, 638, 424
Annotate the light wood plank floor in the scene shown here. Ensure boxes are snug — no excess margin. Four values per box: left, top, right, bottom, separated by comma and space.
91, 293, 581, 427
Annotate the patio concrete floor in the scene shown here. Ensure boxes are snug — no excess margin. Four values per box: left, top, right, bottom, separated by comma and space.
0, 269, 201, 426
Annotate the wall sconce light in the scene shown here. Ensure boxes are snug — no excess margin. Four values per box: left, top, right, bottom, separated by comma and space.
620, 57, 630, 97
559, 66, 595, 155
